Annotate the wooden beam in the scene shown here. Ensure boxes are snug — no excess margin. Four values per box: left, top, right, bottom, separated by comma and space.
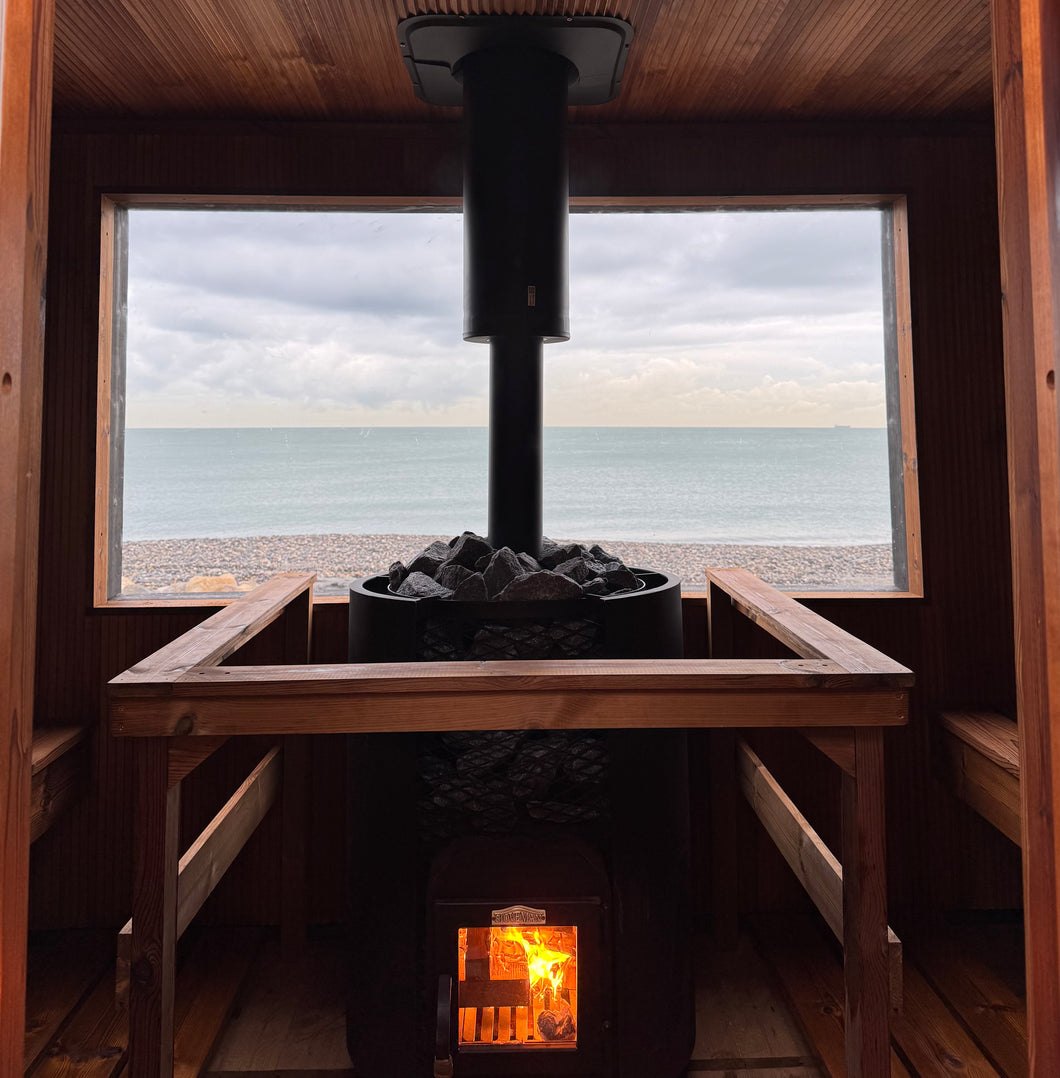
991, 0, 1060, 1070
167, 735, 228, 789
115, 572, 316, 687
111, 682, 909, 738
706, 568, 912, 676
798, 728, 857, 777
130, 738, 180, 1078
738, 739, 902, 1013
119, 746, 281, 1002
113, 656, 903, 699
0, 0, 54, 1069
842, 729, 891, 1077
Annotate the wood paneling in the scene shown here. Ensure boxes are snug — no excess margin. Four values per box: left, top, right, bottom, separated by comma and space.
33, 119, 1017, 937
51, 0, 994, 124
0, 0, 55, 1071
991, 0, 1060, 1071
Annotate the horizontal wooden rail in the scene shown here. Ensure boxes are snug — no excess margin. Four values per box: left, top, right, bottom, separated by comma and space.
118, 745, 281, 1000
31, 726, 88, 843
707, 567, 911, 676
939, 710, 1021, 845
738, 739, 902, 1010
112, 680, 908, 736
110, 573, 911, 737
116, 573, 314, 687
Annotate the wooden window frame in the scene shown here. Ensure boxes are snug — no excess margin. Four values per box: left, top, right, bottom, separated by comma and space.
94, 192, 922, 608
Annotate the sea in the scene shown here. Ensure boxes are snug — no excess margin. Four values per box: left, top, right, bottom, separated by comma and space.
121, 426, 893, 546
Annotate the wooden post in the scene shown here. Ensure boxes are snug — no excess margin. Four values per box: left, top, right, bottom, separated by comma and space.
708, 581, 740, 948
0, 0, 54, 1068
991, 1, 1060, 1073
281, 735, 309, 959
842, 728, 889, 1078
281, 584, 312, 956
130, 739, 180, 1078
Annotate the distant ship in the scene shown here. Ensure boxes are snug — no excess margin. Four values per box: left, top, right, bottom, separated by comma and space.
834, 424, 851, 429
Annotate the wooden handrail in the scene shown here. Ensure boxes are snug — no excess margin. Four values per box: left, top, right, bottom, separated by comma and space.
114, 573, 315, 687
109, 572, 911, 738
707, 567, 911, 675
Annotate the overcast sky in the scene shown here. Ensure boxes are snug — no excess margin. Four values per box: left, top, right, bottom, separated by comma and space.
125, 207, 887, 428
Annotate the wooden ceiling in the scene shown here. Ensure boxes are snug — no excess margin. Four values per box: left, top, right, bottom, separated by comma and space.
53, 0, 993, 123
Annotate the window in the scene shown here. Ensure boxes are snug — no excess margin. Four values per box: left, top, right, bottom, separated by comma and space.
95, 196, 920, 604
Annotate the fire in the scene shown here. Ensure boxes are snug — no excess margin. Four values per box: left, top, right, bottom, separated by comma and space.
501, 927, 573, 1000
458, 924, 578, 1046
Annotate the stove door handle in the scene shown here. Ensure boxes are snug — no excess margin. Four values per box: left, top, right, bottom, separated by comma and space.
434, 973, 455, 1078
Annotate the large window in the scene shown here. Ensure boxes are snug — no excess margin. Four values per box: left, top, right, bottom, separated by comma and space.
95, 197, 919, 603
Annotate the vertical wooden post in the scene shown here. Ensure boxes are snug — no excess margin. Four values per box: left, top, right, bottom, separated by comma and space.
281, 584, 312, 956
707, 581, 740, 948
842, 728, 889, 1078
130, 739, 180, 1078
281, 735, 309, 959
0, 0, 54, 1068
991, 1, 1060, 1073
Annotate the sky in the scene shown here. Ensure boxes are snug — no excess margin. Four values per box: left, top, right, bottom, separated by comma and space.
125, 206, 888, 428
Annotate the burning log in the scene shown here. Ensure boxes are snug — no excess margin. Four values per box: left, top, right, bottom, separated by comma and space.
537, 1007, 576, 1041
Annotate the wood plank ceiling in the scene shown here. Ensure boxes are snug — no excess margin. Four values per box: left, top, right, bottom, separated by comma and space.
53, 0, 993, 123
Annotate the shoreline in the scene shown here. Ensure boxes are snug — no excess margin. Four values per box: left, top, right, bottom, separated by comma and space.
119, 533, 896, 595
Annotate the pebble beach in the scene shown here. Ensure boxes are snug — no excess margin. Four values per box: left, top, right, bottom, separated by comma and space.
119, 533, 896, 596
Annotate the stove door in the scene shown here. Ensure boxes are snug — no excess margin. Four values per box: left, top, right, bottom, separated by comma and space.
434, 900, 608, 1077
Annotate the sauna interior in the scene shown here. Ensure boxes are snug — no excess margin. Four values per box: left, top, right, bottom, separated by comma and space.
3, 1, 1060, 1077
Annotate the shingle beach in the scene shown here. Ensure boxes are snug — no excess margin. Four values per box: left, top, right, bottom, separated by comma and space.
119, 533, 895, 596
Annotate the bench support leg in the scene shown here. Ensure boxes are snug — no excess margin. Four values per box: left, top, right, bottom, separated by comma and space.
130, 738, 180, 1078
842, 728, 890, 1078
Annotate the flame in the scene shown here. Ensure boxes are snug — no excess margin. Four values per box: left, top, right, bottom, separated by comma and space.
501, 927, 573, 1000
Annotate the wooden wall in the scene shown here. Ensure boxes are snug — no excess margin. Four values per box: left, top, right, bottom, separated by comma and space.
29, 118, 1021, 932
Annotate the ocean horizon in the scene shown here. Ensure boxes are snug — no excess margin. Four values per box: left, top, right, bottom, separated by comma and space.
121, 425, 894, 547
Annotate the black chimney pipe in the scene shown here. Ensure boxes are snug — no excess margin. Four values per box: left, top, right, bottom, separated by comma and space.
459, 46, 573, 558
396, 15, 632, 558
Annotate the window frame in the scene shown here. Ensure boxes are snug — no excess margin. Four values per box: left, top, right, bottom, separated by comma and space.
94, 192, 922, 607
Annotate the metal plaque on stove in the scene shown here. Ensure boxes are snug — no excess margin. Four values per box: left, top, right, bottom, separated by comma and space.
491, 904, 547, 926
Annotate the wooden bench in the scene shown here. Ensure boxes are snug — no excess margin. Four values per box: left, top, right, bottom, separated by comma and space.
939, 710, 1021, 845
31, 726, 88, 843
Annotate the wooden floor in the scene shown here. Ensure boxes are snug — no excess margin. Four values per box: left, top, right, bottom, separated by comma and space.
24, 915, 1026, 1078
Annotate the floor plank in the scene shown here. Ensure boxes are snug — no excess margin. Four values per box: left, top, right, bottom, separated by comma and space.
25, 932, 112, 1074
753, 915, 912, 1078
204, 938, 351, 1073
28, 971, 128, 1078
691, 934, 821, 1072
892, 966, 1008, 1078
911, 925, 1026, 1078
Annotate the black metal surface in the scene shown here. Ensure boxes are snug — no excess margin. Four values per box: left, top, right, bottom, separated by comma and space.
348, 570, 684, 663
461, 46, 570, 345
397, 15, 633, 108
488, 336, 543, 556
462, 46, 564, 553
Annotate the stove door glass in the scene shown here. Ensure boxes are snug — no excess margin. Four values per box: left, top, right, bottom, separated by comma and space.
457, 925, 578, 1049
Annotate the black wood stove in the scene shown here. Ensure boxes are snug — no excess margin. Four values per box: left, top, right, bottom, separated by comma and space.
346, 17, 693, 1078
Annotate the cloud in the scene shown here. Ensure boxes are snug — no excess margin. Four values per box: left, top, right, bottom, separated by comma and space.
124, 207, 889, 427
